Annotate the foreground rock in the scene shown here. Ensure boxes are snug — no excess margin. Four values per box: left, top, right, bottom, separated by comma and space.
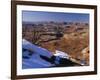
22, 39, 81, 69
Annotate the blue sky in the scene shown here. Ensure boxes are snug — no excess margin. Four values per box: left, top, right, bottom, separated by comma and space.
22, 11, 89, 23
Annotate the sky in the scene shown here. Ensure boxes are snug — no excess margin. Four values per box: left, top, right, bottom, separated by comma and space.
22, 11, 89, 23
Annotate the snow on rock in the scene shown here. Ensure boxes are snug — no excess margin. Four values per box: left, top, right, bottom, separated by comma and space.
22, 39, 53, 58
22, 39, 55, 69
54, 50, 70, 59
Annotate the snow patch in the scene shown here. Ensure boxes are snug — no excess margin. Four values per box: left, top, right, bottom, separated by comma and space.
54, 50, 70, 59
